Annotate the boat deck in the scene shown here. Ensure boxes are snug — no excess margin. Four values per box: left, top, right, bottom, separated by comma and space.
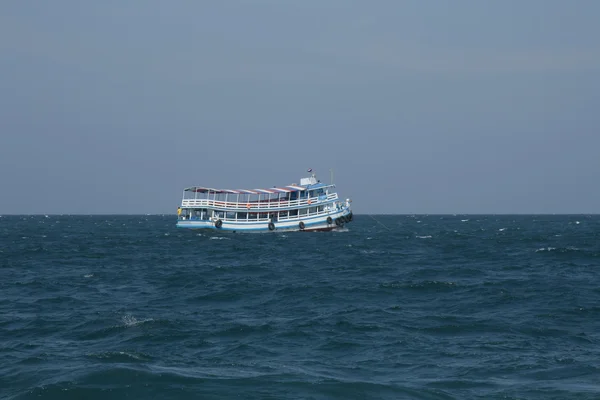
181, 193, 338, 211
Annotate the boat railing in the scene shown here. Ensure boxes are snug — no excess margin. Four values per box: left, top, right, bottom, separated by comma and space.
181, 193, 339, 210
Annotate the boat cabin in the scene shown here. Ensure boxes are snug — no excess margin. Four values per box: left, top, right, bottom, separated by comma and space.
178, 182, 337, 224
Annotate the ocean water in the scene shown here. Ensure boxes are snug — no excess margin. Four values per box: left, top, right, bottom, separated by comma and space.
1, 214, 599, 399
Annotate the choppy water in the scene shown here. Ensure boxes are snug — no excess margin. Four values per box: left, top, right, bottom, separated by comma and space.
1, 214, 600, 399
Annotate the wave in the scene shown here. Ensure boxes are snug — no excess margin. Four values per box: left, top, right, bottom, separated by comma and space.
380, 280, 458, 291
85, 350, 153, 363
13, 366, 462, 400
535, 246, 585, 254
122, 315, 154, 327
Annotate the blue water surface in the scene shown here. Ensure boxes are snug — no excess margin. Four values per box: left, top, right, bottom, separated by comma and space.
1, 214, 599, 399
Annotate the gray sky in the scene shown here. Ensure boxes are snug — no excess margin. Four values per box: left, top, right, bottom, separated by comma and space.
1, 0, 599, 214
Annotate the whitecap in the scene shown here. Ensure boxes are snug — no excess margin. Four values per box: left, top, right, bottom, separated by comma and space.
90, 351, 149, 361
498, 228, 506, 232
536, 247, 556, 252
416, 235, 432, 239
84, 273, 94, 278
122, 315, 154, 327
209, 236, 230, 240
461, 219, 469, 222
117, 351, 147, 360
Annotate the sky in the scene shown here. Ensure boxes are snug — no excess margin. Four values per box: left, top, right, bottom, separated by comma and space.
1, 0, 599, 214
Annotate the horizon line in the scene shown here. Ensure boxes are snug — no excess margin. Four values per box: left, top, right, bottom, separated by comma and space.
1, 213, 599, 217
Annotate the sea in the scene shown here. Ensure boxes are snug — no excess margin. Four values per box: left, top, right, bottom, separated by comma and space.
1, 214, 599, 399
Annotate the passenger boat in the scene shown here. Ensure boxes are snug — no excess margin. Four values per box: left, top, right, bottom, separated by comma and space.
176, 170, 353, 232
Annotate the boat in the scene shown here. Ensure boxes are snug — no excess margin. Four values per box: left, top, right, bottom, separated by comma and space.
176, 170, 353, 232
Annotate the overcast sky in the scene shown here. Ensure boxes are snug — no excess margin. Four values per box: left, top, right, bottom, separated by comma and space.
1, 1, 599, 214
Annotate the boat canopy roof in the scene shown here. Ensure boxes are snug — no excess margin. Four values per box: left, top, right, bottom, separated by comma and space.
184, 182, 334, 195
184, 185, 307, 194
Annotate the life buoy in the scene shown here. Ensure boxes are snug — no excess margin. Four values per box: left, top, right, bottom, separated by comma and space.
307, 199, 312, 205
326, 216, 333, 224
299, 221, 305, 230
215, 219, 223, 228
268, 222, 275, 231
246, 203, 251, 209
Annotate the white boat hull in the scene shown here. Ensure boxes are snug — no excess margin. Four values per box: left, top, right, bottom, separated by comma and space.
176, 210, 352, 232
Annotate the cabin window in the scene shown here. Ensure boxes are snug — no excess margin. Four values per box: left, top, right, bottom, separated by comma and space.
299, 208, 308, 216
226, 211, 236, 220
259, 213, 268, 220
279, 211, 288, 219
248, 212, 257, 220
237, 212, 247, 220
309, 207, 318, 215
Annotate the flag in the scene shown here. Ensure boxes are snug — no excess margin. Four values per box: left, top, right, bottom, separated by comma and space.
307, 168, 313, 173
